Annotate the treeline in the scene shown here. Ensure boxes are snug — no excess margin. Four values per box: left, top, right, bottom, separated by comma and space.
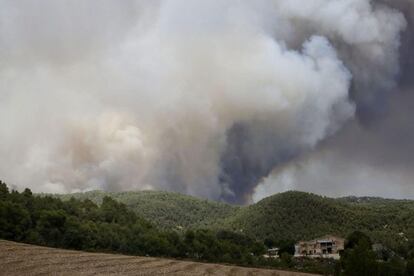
0, 182, 266, 265
53, 189, 414, 258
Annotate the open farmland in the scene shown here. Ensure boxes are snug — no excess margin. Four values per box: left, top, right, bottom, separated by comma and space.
0, 240, 317, 276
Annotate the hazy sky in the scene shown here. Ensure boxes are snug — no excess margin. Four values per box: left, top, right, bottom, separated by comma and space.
1, 0, 413, 203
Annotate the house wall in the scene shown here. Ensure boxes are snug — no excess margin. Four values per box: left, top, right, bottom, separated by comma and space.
295, 236, 345, 258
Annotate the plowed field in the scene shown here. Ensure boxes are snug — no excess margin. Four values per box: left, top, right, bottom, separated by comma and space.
0, 240, 318, 276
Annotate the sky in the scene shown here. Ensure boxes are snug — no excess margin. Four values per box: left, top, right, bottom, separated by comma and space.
0, 0, 413, 204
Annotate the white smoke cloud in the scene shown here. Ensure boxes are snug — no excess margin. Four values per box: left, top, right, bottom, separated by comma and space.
0, 0, 407, 201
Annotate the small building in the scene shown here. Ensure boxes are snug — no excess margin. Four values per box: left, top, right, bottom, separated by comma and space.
294, 235, 344, 259
263, 247, 279, 258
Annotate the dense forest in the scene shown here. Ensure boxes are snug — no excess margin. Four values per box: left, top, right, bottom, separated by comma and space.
56, 189, 414, 258
0, 182, 259, 260
219, 191, 414, 258
54, 190, 240, 230
3, 181, 414, 274
0, 182, 333, 274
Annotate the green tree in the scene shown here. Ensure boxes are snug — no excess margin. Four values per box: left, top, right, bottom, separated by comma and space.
0, 201, 31, 240
377, 256, 405, 276
345, 231, 372, 250
264, 237, 275, 248
36, 209, 67, 246
277, 239, 295, 256
0, 181, 9, 199
406, 259, 414, 276
280, 252, 294, 268
341, 231, 379, 275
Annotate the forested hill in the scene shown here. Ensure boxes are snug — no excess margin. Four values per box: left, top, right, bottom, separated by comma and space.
214, 192, 414, 249
52, 190, 414, 254
53, 190, 239, 229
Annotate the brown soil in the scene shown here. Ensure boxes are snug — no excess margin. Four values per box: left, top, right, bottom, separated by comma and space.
0, 240, 318, 276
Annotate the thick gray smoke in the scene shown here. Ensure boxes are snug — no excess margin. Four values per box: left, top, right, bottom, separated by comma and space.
254, 0, 414, 202
0, 0, 411, 203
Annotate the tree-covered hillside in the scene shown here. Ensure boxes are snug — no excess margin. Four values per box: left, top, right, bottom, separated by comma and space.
4, 182, 414, 274
213, 191, 414, 255
53, 190, 414, 256
0, 182, 270, 269
213, 191, 354, 240
53, 190, 239, 229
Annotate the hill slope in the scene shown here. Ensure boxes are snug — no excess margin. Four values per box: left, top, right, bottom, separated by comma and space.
54, 190, 239, 229
52, 190, 414, 251
214, 192, 414, 247
213, 191, 355, 240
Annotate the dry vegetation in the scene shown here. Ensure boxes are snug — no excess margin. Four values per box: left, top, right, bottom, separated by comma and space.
0, 240, 317, 276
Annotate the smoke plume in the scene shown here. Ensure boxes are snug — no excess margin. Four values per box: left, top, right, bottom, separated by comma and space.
0, 0, 411, 203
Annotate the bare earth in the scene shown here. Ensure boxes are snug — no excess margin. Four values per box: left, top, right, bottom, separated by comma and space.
0, 240, 318, 276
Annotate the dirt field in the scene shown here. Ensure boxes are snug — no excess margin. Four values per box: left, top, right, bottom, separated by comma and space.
0, 240, 318, 276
